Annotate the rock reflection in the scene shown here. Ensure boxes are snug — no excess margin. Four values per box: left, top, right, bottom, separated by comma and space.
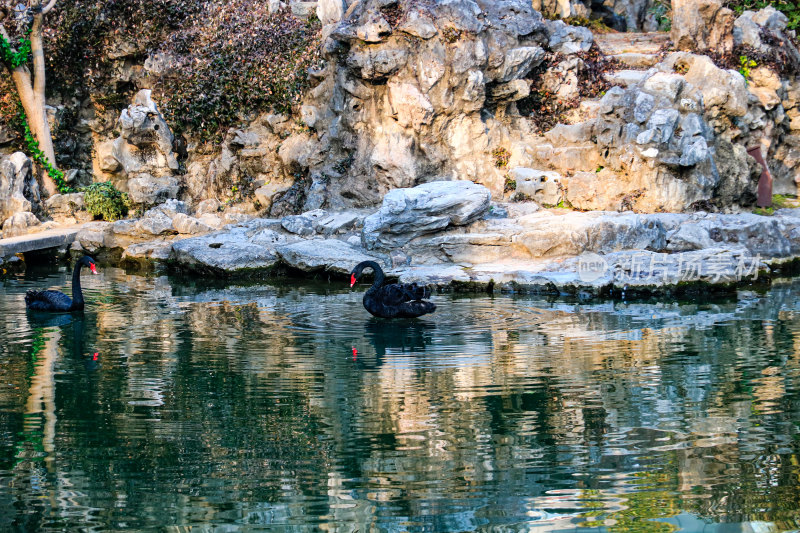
2, 269, 800, 530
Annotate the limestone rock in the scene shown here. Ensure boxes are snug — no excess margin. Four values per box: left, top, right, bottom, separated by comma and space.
145, 199, 188, 219
734, 7, 790, 53
75, 222, 114, 253
276, 239, 386, 274
122, 240, 175, 263
665, 214, 792, 257
508, 168, 562, 205
45, 193, 86, 223
282, 209, 327, 236
313, 210, 364, 235
127, 175, 180, 206
112, 90, 179, 177
136, 211, 176, 236
671, 53, 749, 118
388, 82, 435, 129
281, 209, 364, 236
1, 211, 40, 238
317, 0, 346, 25
398, 10, 438, 39
170, 225, 289, 275
497, 46, 546, 82
671, 0, 735, 53
0, 152, 39, 222
546, 20, 593, 55
564, 171, 628, 211
362, 181, 492, 249
173, 213, 214, 235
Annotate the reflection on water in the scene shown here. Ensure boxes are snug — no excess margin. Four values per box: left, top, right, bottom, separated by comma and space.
2, 265, 800, 531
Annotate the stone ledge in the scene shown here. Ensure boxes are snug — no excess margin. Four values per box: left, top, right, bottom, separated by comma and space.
0, 226, 82, 258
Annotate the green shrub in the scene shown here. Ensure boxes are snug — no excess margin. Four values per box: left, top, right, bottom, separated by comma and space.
739, 55, 757, 82
82, 182, 131, 221
648, 0, 672, 31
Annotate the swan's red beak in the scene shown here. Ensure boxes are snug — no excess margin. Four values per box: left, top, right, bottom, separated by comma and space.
89, 263, 98, 274
350, 273, 356, 288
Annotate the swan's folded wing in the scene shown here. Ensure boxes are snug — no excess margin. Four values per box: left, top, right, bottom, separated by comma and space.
25, 290, 72, 311
381, 283, 431, 305
396, 300, 436, 318
403, 283, 431, 300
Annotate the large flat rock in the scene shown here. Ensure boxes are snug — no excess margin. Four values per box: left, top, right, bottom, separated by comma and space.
396, 247, 768, 296
169, 221, 296, 275
276, 238, 387, 274
362, 181, 491, 250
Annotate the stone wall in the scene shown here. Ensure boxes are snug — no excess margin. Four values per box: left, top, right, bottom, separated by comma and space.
5, 0, 800, 235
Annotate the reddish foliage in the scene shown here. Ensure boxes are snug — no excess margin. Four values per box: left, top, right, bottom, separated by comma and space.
519, 44, 619, 134
37, 0, 321, 142
154, 2, 322, 139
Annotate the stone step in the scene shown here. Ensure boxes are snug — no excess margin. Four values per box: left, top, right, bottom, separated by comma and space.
611, 52, 661, 69
595, 32, 671, 55
0, 226, 81, 258
605, 69, 650, 87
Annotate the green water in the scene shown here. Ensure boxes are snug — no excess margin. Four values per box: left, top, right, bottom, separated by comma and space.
2, 263, 800, 532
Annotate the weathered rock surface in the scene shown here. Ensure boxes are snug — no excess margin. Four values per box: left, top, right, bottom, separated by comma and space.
397, 247, 767, 296
122, 240, 176, 264
1, 211, 40, 238
55, 192, 800, 298
53, 1, 789, 220
276, 239, 386, 274
45, 193, 90, 224
169, 220, 297, 275
127, 175, 180, 206
362, 181, 492, 250
281, 208, 366, 237
508, 168, 562, 205
671, 0, 735, 53
0, 153, 39, 224
111, 90, 179, 188
514, 51, 762, 212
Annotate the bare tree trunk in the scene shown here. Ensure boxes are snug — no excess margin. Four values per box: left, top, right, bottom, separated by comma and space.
1, 1, 59, 197
28, 11, 58, 196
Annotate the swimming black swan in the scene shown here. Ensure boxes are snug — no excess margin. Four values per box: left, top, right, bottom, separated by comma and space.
25, 256, 98, 312
350, 261, 436, 318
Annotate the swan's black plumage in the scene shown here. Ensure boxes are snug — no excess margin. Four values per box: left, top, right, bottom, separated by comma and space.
25, 256, 97, 312
350, 261, 435, 318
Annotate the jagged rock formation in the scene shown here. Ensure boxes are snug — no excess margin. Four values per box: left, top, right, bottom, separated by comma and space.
0, 152, 39, 224
102, 90, 181, 206
271, 0, 554, 212
258, 0, 776, 214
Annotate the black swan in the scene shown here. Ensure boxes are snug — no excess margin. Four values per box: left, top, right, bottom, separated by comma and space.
25, 256, 98, 312
350, 261, 435, 318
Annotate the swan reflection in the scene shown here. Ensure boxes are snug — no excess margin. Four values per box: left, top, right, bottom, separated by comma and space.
362, 318, 436, 361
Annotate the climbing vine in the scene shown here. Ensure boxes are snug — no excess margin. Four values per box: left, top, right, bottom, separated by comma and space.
0, 29, 32, 69
3, 26, 70, 193
18, 105, 73, 194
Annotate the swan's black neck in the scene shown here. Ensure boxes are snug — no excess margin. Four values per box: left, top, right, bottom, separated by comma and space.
359, 261, 386, 292
71, 261, 86, 309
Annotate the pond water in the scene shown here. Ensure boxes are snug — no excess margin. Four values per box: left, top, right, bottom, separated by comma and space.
2, 263, 800, 532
